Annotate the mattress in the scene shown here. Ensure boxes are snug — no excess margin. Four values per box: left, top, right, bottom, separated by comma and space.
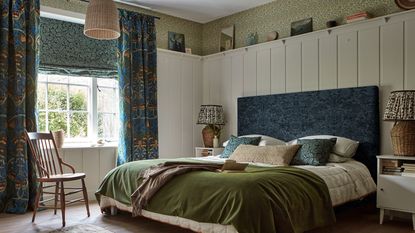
99, 157, 376, 233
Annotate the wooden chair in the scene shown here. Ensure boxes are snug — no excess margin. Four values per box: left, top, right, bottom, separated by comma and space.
25, 130, 90, 227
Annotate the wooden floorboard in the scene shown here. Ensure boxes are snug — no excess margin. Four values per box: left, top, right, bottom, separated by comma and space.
0, 199, 413, 233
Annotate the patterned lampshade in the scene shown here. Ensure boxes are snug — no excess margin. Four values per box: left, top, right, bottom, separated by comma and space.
384, 90, 415, 121
84, 0, 120, 40
197, 105, 225, 125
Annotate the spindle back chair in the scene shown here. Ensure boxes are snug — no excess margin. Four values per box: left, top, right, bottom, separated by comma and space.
25, 130, 90, 227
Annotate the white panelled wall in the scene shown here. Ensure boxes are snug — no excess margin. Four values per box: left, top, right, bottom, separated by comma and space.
202, 10, 415, 155
62, 50, 203, 197
64, 9, 415, 197
157, 50, 204, 158
59, 146, 117, 199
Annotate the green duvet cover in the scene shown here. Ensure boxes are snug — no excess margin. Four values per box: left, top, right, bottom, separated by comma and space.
96, 158, 335, 233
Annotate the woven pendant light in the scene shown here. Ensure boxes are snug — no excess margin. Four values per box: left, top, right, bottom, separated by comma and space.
84, 0, 120, 40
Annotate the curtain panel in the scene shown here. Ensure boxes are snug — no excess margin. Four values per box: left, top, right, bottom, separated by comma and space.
117, 9, 158, 165
0, 0, 40, 213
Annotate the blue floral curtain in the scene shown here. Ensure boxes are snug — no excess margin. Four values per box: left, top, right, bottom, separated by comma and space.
117, 10, 158, 165
0, 0, 40, 213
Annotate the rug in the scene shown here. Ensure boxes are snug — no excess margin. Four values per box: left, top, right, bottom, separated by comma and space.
43, 224, 113, 233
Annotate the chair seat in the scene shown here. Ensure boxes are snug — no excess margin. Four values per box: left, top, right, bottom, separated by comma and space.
38, 173, 86, 182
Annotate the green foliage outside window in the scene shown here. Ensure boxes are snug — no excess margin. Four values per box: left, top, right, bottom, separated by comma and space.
38, 86, 88, 138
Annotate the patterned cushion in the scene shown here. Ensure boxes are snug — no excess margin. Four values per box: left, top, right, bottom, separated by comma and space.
230, 144, 301, 166
291, 139, 337, 166
220, 135, 261, 158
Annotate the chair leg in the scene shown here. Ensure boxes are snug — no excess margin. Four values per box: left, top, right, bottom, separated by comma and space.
60, 181, 66, 227
81, 178, 90, 217
32, 182, 42, 223
54, 182, 59, 215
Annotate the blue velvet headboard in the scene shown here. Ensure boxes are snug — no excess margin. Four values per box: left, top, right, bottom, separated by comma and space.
238, 86, 380, 177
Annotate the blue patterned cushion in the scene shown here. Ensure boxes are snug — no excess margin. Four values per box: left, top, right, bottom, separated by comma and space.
220, 135, 261, 158
291, 139, 337, 166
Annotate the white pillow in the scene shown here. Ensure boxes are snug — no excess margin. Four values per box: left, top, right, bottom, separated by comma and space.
288, 135, 359, 158
223, 135, 286, 147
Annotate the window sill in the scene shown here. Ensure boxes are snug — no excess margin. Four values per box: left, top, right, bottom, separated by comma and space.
61, 142, 118, 149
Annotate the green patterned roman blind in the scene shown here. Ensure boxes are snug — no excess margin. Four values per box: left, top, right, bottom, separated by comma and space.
40, 17, 117, 78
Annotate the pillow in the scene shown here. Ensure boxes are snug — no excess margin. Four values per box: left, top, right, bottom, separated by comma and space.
229, 144, 301, 166
328, 153, 350, 163
223, 135, 286, 147
220, 135, 262, 158
288, 135, 359, 158
290, 138, 337, 166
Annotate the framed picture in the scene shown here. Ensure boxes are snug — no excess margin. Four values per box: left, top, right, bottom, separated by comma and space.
291, 18, 313, 36
220, 25, 235, 52
168, 32, 185, 53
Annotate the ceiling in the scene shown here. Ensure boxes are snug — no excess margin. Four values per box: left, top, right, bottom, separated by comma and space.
119, 0, 274, 23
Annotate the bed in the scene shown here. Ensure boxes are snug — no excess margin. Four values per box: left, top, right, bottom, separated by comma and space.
96, 86, 380, 233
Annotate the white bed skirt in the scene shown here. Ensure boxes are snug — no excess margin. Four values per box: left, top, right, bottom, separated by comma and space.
100, 195, 238, 233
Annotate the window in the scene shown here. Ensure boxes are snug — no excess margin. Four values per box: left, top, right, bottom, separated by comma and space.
97, 79, 119, 140
37, 74, 119, 143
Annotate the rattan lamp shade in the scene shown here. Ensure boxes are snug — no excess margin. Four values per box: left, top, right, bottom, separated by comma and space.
384, 90, 415, 156
84, 0, 120, 40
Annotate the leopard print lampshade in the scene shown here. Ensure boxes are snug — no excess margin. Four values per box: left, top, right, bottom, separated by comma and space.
384, 90, 415, 156
384, 90, 415, 121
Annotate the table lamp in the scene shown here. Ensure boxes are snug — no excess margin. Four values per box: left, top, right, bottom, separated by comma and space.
384, 90, 415, 156
197, 105, 225, 148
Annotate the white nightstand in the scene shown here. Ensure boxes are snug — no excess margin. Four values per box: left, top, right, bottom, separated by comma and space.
377, 155, 415, 230
195, 147, 224, 157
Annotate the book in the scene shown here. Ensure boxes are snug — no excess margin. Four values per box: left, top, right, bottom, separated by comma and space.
346, 12, 371, 20
401, 172, 415, 177
382, 166, 403, 172
221, 159, 248, 171
346, 17, 369, 23
383, 165, 401, 169
383, 171, 402, 175
383, 160, 399, 167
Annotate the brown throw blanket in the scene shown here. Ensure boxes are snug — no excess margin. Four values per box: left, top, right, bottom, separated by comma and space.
131, 161, 223, 216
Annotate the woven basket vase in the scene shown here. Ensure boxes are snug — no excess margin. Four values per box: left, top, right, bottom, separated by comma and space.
391, 121, 415, 156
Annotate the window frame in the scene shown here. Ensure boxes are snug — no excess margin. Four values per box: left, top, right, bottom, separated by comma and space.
37, 73, 119, 143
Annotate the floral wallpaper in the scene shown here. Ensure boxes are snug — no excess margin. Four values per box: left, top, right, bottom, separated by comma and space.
41, 0, 402, 56
202, 0, 402, 55
40, 0, 203, 55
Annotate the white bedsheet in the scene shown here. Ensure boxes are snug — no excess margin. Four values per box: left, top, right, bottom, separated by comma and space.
99, 157, 376, 233
193, 156, 376, 206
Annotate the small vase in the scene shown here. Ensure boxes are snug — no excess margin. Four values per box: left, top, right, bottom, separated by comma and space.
52, 130, 65, 149
202, 126, 214, 147
213, 135, 219, 148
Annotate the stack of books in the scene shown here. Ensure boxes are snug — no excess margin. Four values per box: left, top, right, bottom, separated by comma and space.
346, 12, 371, 23
402, 163, 415, 177
382, 160, 403, 175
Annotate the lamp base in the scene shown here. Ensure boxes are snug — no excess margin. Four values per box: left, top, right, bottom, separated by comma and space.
201, 125, 220, 148
391, 121, 415, 156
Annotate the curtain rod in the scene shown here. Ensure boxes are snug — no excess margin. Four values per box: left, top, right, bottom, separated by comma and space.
78, 0, 161, 20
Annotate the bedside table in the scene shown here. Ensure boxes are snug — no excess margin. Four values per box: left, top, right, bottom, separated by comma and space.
377, 155, 415, 230
195, 147, 224, 157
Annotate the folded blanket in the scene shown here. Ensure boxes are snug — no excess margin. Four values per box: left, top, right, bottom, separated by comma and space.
131, 162, 223, 216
